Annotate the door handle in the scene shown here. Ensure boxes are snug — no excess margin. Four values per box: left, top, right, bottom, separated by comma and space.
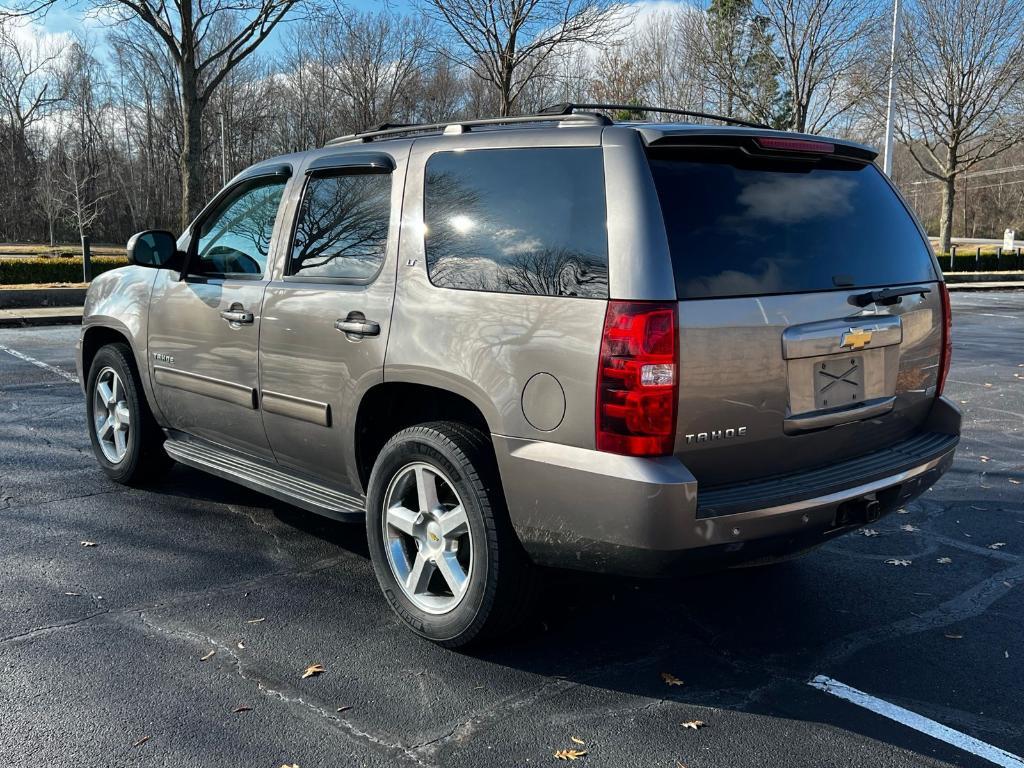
220, 309, 254, 324
334, 318, 380, 337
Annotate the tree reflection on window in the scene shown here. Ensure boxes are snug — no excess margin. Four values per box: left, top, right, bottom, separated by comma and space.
424, 148, 609, 298
290, 173, 392, 280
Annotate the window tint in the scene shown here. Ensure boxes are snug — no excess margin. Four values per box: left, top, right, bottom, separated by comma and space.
424, 147, 608, 297
195, 178, 286, 277
648, 147, 936, 299
289, 172, 392, 280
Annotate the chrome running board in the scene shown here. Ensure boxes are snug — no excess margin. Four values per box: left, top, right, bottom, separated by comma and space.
164, 436, 364, 522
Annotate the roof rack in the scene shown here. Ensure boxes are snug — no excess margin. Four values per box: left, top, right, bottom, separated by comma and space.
538, 103, 771, 130
325, 111, 611, 146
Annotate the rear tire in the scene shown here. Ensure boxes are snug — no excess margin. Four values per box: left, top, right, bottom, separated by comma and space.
366, 421, 536, 648
85, 343, 171, 485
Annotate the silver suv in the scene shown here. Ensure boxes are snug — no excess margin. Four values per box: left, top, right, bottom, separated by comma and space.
77, 105, 960, 647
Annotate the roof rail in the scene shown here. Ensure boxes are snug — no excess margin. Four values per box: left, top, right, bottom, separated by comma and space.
325, 110, 611, 146
538, 103, 772, 130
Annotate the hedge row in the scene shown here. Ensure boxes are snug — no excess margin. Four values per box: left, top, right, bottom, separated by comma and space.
937, 251, 1024, 272
0, 257, 128, 285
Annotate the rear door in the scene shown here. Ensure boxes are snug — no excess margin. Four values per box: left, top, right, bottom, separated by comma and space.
646, 138, 944, 486
258, 149, 403, 488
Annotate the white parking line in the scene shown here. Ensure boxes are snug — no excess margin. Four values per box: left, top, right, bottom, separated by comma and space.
0, 344, 80, 384
809, 675, 1024, 768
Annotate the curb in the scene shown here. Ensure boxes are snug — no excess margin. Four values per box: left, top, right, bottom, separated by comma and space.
0, 308, 83, 328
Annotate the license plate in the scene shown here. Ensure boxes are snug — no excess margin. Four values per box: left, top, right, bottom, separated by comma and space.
815, 356, 864, 409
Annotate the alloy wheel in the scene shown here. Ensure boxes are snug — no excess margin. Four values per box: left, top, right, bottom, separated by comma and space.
93, 366, 131, 464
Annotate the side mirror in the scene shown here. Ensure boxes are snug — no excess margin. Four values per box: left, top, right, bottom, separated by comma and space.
126, 230, 180, 269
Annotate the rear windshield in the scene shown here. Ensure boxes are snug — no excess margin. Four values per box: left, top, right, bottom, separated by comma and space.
648, 147, 936, 299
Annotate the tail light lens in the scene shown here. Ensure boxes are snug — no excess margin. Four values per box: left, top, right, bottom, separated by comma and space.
596, 301, 678, 456
937, 283, 952, 395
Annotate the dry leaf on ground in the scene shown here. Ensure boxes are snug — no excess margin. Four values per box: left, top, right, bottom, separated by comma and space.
200, 650, 216, 661
237, 641, 245, 649
232, 706, 253, 713
900, 524, 919, 532
989, 543, 1007, 550
885, 559, 912, 566
280, 764, 299, 768
132, 736, 150, 748
246, 617, 265, 624
661, 672, 685, 686
554, 748, 587, 760
680, 720, 706, 730
937, 557, 952, 564
570, 736, 585, 745
64, 591, 81, 596
336, 705, 353, 713
80, 541, 97, 547
944, 634, 963, 639
860, 529, 879, 537
302, 663, 326, 679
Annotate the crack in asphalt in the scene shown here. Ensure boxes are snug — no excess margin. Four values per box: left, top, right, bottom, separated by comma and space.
131, 611, 430, 766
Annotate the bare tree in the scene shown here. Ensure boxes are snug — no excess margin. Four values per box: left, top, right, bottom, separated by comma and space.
895, 0, 1024, 253
421, 0, 619, 116
757, 0, 881, 132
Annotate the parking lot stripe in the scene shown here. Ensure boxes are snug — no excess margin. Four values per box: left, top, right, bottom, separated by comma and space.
0, 344, 79, 384
808, 675, 1024, 768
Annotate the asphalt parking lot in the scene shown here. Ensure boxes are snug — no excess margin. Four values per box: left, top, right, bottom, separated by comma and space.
1, 292, 1021, 768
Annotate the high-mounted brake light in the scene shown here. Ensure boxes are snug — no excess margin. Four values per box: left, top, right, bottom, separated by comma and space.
596, 301, 678, 456
754, 137, 835, 154
937, 283, 952, 395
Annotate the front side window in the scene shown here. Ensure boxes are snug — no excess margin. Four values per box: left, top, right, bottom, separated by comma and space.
423, 147, 608, 298
289, 172, 392, 280
195, 178, 286, 277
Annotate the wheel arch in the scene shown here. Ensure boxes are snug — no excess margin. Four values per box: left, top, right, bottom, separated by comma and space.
353, 382, 492, 493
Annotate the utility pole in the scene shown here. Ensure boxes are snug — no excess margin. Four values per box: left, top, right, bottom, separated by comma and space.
882, 0, 900, 176
219, 112, 228, 187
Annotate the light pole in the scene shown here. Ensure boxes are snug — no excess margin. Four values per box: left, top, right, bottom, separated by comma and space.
219, 111, 228, 187
882, 0, 901, 176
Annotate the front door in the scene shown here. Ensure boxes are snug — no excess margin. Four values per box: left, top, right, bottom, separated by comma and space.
148, 172, 290, 460
259, 151, 402, 488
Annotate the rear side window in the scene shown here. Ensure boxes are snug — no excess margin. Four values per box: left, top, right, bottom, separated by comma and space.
289, 172, 392, 281
648, 147, 936, 299
423, 147, 608, 298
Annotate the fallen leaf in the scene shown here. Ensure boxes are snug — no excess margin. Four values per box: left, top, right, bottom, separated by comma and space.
237, 641, 246, 650
984, 382, 992, 387
885, 559, 912, 566
302, 663, 325, 679
80, 541, 96, 547
200, 650, 216, 661
989, 543, 1007, 550
336, 705, 353, 713
937, 557, 952, 564
900, 524, 919, 532
571, 736, 585, 745
132, 736, 150, 748
860, 528, 880, 537
232, 706, 252, 713
246, 617, 265, 624
680, 720, 706, 730
661, 672, 685, 686
554, 748, 587, 760
280, 764, 299, 768
896, 508, 909, 514
1006, 651, 1010, 659
64, 592, 81, 596
944, 633, 963, 639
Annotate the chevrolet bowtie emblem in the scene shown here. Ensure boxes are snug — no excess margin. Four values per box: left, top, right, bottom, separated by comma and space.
428, 532, 440, 543
840, 328, 873, 350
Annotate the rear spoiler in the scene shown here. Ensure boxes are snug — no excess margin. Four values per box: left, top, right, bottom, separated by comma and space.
640, 128, 878, 163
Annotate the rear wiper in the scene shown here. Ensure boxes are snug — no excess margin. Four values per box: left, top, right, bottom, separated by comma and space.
851, 285, 932, 307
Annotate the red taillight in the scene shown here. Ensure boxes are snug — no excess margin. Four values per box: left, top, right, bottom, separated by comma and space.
754, 137, 835, 154
596, 301, 678, 456
937, 283, 952, 395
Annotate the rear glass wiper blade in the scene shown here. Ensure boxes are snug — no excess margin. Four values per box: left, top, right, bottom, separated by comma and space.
852, 285, 932, 307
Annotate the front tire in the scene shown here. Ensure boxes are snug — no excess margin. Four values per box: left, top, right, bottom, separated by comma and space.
86, 343, 170, 485
366, 422, 535, 648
